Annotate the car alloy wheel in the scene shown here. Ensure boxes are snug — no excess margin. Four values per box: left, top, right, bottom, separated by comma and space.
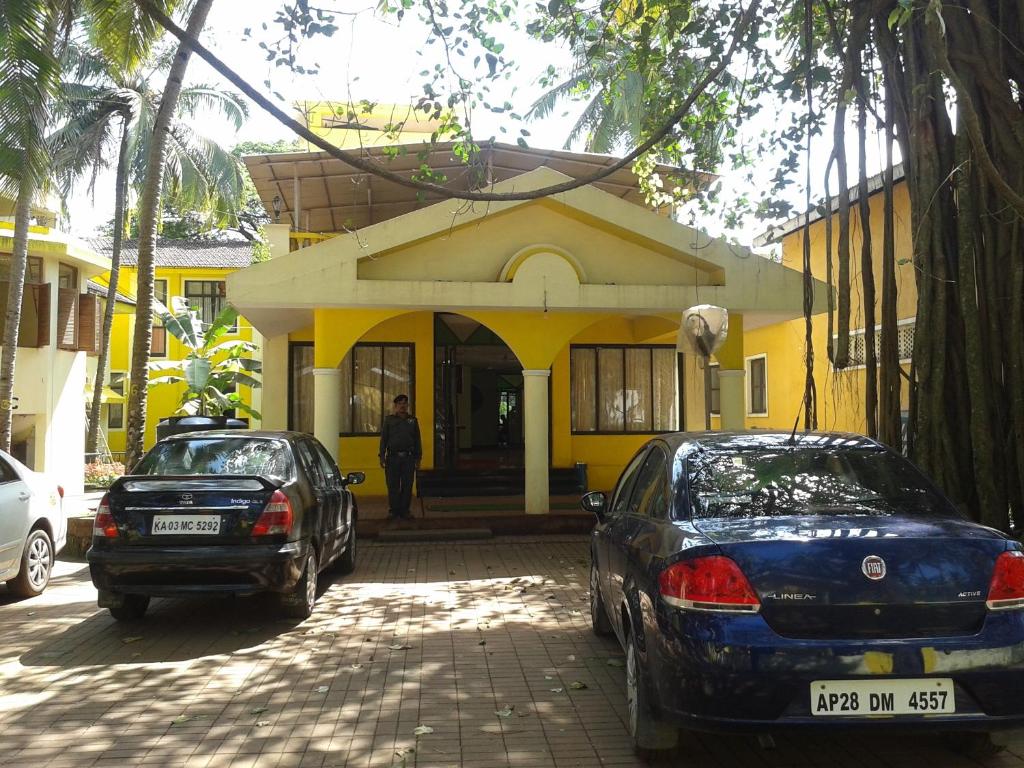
626, 635, 641, 738
9, 529, 53, 598
624, 632, 678, 757
26, 533, 52, 591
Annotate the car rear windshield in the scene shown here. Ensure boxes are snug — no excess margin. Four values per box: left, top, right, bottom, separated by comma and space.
135, 438, 294, 482
687, 447, 952, 520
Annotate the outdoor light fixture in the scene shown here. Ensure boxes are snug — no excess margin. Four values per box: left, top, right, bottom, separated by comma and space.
272, 194, 282, 223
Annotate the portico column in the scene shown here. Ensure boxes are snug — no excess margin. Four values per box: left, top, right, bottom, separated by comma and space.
313, 367, 342, 461
713, 313, 745, 430
522, 369, 551, 515
717, 370, 746, 430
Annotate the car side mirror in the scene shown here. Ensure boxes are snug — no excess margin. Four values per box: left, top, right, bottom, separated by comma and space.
581, 491, 607, 520
344, 471, 365, 487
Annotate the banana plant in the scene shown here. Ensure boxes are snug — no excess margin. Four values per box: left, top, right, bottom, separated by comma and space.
147, 296, 261, 419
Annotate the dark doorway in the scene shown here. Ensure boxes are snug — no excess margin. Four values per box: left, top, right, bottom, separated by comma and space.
434, 313, 524, 471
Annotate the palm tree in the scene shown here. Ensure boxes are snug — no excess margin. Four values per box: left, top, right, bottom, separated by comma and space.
527, 39, 736, 167
0, 0, 179, 453
148, 297, 261, 419
125, 0, 217, 471
0, 2, 70, 452
51, 44, 247, 455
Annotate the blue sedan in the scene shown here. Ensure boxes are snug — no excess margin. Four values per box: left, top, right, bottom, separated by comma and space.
584, 432, 1024, 758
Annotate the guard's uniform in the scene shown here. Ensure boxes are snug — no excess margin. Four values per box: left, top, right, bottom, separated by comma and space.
379, 413, 422, 518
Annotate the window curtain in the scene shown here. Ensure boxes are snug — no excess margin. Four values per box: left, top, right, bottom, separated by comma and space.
383, 347, 412, 412
625, 348, 652, 431
352, 346, 383, 433
598, 348, 625, 431
571, 348, 597, 432
652, 348, 678, 430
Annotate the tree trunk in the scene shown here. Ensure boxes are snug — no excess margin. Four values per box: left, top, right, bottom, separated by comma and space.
87, 113, 131, 457
856, 83, 878, 439
0, 178, 37, 452
877, 83, 901, 451
124, 0, 215, 470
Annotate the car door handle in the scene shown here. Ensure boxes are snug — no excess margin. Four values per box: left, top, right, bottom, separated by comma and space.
18, 492, 30, 501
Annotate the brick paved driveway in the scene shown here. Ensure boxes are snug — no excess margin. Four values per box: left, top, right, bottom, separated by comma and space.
2, 537, 1023, 768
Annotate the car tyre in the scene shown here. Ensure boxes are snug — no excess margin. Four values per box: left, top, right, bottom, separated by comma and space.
337, 521, 357, 575
590, 562, 613, 637
108, 594, 150, 621
943, 731, 1005, 758
625, 631, 678, 760
281, 549, 317, 619
8, 528, 53, 598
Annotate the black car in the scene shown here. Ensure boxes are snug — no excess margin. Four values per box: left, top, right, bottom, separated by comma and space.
585, 432, 1024, 757
88, 430, 363, 621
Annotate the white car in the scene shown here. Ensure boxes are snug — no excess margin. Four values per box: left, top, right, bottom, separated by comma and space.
0, 450, 65, 597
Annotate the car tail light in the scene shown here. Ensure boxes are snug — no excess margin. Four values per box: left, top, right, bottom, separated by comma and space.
93, 494, 118, 538
57, 485, 64, 499
986, 551, 1024, 610
253, 490, 293, 537
659, 556, 761, 613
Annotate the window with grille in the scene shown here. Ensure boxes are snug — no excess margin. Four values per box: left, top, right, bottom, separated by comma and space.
835, 321, 916, 368
570, 345, 679, 433
183, 280, 230, 328
338, 344, 414, 435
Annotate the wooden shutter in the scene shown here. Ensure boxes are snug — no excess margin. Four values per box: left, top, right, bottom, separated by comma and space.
57, 287, 78, 350
77, 294, 101, 354
0, 281, 51, 348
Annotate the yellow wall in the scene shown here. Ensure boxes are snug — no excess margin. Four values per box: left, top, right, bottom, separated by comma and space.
739, 181, 917, 435
294, 310, 690, 495
294, 101, 440, 150
102, 265, 260, 452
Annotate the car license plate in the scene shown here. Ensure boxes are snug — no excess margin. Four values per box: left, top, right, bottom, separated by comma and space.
811, 679, 955, 716
152, 515, 221, 535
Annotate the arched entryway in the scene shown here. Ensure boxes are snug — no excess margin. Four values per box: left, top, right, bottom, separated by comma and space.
433, 312, 527, 472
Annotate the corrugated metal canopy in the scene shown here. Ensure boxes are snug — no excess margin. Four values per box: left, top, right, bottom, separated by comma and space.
243, 140, 711, 234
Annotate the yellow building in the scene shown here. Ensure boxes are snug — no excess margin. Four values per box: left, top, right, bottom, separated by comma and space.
294, 101, 442, 152
738, 165, 915, 436
88, 239, 260, 455
233, 141, 827, 512
0, 195, 110, 493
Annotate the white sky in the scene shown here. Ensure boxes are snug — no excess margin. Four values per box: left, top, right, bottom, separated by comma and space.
65, 1, 887, 246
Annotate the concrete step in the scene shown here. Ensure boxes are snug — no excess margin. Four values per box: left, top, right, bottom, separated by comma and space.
376, 527, 493, 542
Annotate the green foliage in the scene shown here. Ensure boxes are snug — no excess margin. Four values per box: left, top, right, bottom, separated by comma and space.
54, 41, 249, 236
148, 296, 262, 419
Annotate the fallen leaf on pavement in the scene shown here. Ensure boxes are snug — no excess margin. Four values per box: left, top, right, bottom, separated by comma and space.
413, 725, 434, 735
569, 681, 588, 690
550, 687, 564, 693
388, 644, 412, 651
495, 705, 514, 717
255, 720, 270, 727
121, 636, 143, 644
315, 686, 329, 693
250, 707, 268, 715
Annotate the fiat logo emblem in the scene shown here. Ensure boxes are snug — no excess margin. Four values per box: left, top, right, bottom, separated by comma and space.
862, 555, 886, 580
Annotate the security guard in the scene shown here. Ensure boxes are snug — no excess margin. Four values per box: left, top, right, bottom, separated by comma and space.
379, 394, 422, 520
